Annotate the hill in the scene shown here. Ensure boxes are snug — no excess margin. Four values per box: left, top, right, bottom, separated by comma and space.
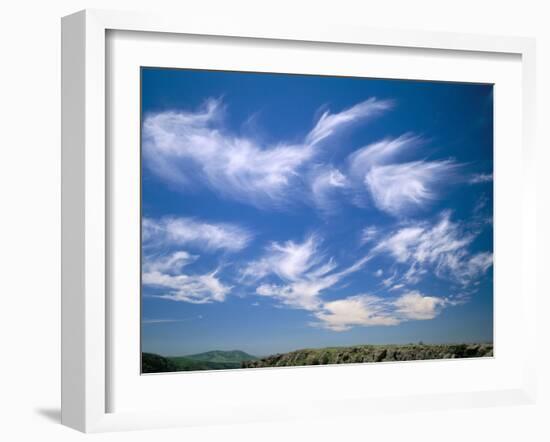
143, 344, 492, 373
168, 356, 243, 371
184, 350, 257, 364
141, 352, 179, 373
142, 350, 258, 373
241, 343, 493, 368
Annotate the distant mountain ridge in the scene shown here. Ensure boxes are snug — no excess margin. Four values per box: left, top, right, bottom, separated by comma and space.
183, 350, 257, 364
142, 350, 258, 373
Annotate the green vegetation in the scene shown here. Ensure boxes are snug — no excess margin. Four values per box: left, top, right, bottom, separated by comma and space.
142, 343, 493, 373
168, 356, 242, 371
141, 350, 258, 373
183, 350, 257, 364
241, 343, 493, 369
141, 352, 179, 373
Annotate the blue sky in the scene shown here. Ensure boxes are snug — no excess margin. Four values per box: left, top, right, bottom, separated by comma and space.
141, 68, 493, 357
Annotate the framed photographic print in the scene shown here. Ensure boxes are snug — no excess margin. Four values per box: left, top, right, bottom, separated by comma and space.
61, 9, 537, 433
139, 67, 494, 374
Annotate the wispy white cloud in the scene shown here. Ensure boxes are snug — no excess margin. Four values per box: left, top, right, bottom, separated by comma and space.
450, 251, 493, 283
141, 97, 489, 322
142, 250, 197, 274
143, 216, 252, 252
469, 173, 493, 184
241, 234, 327, 282
402, 263, 427, 285
389, 283, 405, 291
361, 226, 379, 244
313, 291, 447, 331
239, 228, 466, 330
347, 134, 460, 216
365, 160, 458, 216
381, 271, 397, 288
142, 315, 203, 325
143, 99, 313, 208
143, 98, 392, 209
141, 216, 247, 304
142, 250, 230, 305
142, 319, 180, 324
309, 167, 350, 212
306, 98, 394, 145
143, 255, 231, 304
256, 282, 328, 311
348, 133, 420, 177
243, 235, 372, 311
374, 211, 493, 287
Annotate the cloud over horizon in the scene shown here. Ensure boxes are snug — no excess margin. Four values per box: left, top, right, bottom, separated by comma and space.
312, 290, 448, 331
240, 233, 456, 332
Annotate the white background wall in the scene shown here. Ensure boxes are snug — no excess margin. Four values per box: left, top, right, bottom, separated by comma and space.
0, 1, 548, 441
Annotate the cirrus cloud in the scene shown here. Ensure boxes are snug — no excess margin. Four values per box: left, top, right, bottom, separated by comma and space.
143, 216, 252, 252
141, 216, 251, 304
374, 211, 493, 287
242, 234, 372, 311
347, 134, 460, 216
309, 166, 350, 213
143, 98, 393, 209
365, 160, 459, 216
142, 247, 233, 304
306, 98, 394, 145
468, 173, 493, 184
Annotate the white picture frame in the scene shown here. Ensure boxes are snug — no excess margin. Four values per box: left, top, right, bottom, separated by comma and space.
61, 9, 537, 433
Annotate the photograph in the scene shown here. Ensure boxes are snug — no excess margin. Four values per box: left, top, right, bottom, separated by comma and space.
140, 67, 494, 373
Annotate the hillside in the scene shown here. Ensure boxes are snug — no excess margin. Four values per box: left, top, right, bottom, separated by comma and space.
142, 350, 258, 373
184, 350, 257, 364
168, 356, 243, 371
241, 343, 493, 368
143, 344, 492, 373
142, 352, 179, 373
